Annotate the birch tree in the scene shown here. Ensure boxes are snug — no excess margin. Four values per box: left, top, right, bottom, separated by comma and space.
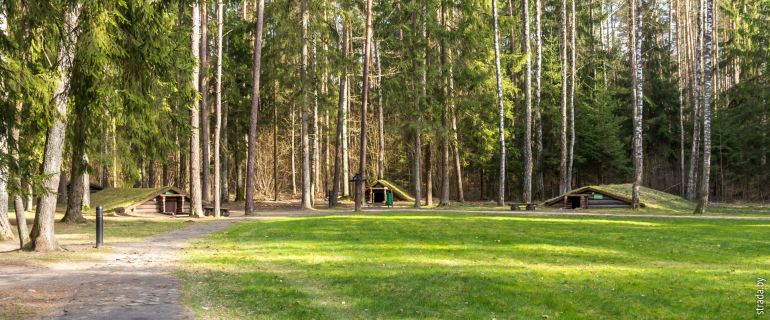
492, 0, 506, 206
300, 0, 312, 209
566, 0, 576, 191
534, 0, 544, 199
695, 0, 713, 214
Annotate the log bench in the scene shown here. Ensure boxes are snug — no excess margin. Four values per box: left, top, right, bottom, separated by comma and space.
509, 203, 538, 211
204, 207, 231, 217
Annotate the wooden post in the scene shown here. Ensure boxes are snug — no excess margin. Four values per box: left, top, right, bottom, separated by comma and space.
161, 195, 166, 213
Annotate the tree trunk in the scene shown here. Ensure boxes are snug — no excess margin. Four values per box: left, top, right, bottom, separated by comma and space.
412, 11, 422, 209
631, 0, 644, 209
300, 0, 312, 209
534, 0, 544, 200
190, 0, 204, 218
559, 0, 568, 195
331, 15, 348, 207
11, 102, 30, 247
213, 0, 224, 217
567, 0, 576, 192
291, 103, 297, 195
695, 0, 713, 214
311, 35, 320, 205
439, 1, 450, 206
221, 80, 229, 202
201, 0, 211, 203
355, 0, 373, 212
274, 83, 279, 201
63, 150, 87, 224
376, 41, 385, 181
686, 0, 703, 201
0, 133, 13, 240
449, 48, 464, 203
245, 0, 265, 214
492, 0, 506, 206
522, 0, 533, 204
57, 171, 67, 205
426, 142, 433, 206
28, 4, 81, 251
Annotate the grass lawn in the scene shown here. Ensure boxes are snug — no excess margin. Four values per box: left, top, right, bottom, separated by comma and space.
180, 213, 770, 319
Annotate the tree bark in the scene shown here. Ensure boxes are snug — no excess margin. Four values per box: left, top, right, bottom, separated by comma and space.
11, 102, 30, 247
567, 0, 576, 192
0, 133, 13, 240
245, 0, 265, 214
28, 4, 81, 251
213, 0, 224, 217
291, 103, 297, 195
355, 0, 373, 211
686, 0, 703, 201
190, 0, 204, 218
631, 0, 644, 209
376, 41, 385, 181
522, 0, 533, 204
695, 0, 713, 214
439, 1, 450, 206
331, 15, 348, 207
492, 0, 506, 206
534, 0, 544, 199
62, 151, 87, 224
300, 0, 312, 209
559, 0, 568, 195
200, 0, 211, 203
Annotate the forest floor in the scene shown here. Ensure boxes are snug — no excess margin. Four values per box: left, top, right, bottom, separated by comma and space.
1, 202, 769, 319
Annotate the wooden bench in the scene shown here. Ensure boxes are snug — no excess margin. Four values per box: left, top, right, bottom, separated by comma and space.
204, 207, 230, 217
509, 203, 538, 211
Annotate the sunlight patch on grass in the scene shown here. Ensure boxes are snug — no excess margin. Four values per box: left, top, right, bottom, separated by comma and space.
180, 214, 770, 319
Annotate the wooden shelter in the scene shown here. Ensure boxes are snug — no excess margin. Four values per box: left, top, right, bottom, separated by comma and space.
117, 187, 192, 215
367, 180, 415, 203
543, 186, 645, 210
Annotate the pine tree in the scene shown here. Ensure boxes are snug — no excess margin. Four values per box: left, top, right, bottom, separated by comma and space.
631, 0, 644, 209
523, 0, 533, 205
695, 0, 713, 214
245, 0, 266, 215
28, 4, 82, 251
356, 0, 373, 211
190, 0, 204, 218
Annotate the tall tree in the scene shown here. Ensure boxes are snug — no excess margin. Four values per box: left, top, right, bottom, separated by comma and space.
213, 0, 224, 217
630, 0, 644, 209
201, 0, 211, 203
559, 0, 568, 195
356, 0, 373, 211
534, 0, 543, 199
28, 4, 82, 251
492, 0, 506, 206
331, 12, 348, 207
522, 0, 533, 204
245, 0, 266, 215
566, 0, 576, 191
0, 132, 11, 240
190, 0, 204, 218
439, 0, 450, 206
695, 0, 713, 214
300, 0, 312, 209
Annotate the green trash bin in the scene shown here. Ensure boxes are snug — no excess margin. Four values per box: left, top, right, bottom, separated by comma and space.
386, 190, 394, 208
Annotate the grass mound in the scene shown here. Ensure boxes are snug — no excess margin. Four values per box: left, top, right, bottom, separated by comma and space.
372, 180, 415, 202
588, 184, 694, 213
88, 187, 167, 214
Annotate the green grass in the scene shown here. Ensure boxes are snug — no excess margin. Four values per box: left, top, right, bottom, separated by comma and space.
180, 213, 770, 319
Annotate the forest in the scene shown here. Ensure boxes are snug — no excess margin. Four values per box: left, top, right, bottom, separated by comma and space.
1, 0, 769, 252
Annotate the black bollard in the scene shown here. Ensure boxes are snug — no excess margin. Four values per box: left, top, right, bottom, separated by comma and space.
96, 206, 104, 248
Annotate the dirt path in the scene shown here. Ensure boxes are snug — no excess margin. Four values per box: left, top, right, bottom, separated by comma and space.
0, 220, 238, 320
